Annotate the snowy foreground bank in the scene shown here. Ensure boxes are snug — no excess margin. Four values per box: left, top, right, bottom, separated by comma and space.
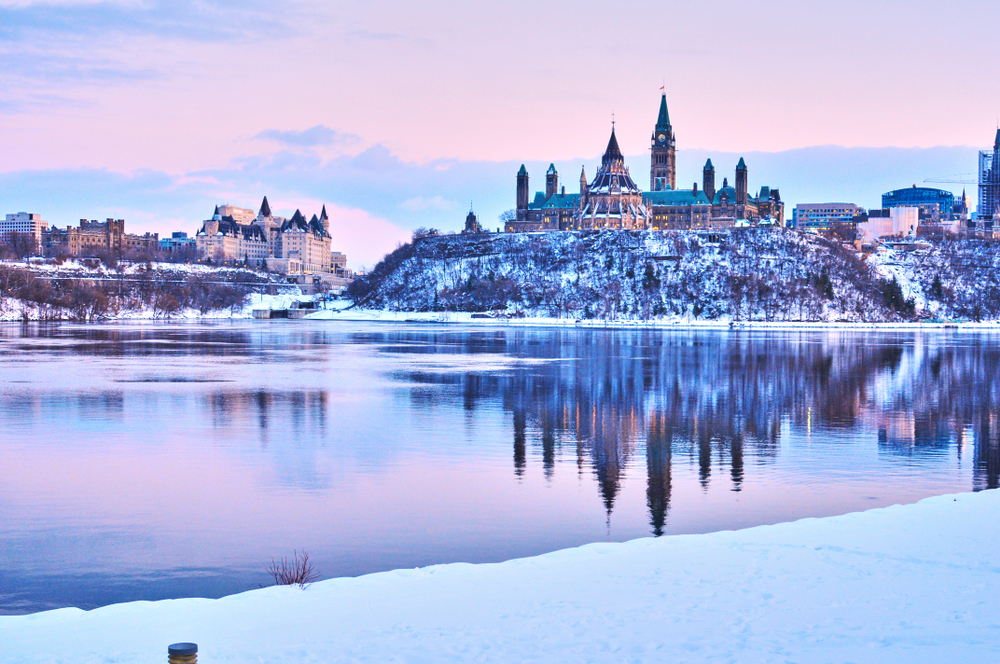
3, 491, 998, 663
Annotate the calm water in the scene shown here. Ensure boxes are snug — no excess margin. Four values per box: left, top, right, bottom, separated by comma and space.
0, 322, 998, 614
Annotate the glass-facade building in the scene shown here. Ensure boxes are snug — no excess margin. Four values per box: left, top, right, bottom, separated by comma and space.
792, 203, 862, 233
882, 187, 955, 222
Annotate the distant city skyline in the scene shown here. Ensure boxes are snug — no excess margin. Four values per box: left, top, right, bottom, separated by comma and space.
1, 0, 998, 265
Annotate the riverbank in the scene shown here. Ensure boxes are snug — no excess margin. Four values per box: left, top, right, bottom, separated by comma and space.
305, 307, 1000, 330
3, 490, 997, 663
0, 261, 297, 321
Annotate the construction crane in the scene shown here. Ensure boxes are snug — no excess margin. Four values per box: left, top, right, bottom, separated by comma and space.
924, 174, 976, 185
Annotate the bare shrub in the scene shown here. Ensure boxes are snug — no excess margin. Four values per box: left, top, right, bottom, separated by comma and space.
266, 550, 319, 589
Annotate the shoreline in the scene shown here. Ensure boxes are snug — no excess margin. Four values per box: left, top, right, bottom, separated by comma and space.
3, 490, 997, 663
304, 308, 1000, 331
5, 309, 1000, 331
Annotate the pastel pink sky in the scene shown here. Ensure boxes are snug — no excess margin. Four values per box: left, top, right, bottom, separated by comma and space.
1, 0, 998, 266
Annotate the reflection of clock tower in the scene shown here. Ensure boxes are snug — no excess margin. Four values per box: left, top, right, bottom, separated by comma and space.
650, 93, 676, 191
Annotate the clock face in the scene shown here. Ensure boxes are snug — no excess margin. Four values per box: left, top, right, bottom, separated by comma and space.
658, 134, 666, 142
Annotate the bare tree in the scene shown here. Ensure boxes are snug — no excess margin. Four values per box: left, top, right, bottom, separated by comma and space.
265, 550, 319, 589
2, 232, 38, 261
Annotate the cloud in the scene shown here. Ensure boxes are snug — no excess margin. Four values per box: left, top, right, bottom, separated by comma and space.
344, 29, 433, 49
0, 0, 299, 42
0, 92, 88, 114
0, 50, 157, 86
400, 195, 459, 212
254, 126, 361, 149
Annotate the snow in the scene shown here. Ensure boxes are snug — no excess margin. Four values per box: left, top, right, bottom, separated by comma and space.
355, 230, 1000, 323
2, 490, 998, 663
0, 261, 308, 321
305, 306, 1000, 330
0, 292, 306, 322
869, 247, 927, 310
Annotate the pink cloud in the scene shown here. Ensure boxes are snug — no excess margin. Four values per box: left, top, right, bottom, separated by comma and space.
325, 205, 412, 271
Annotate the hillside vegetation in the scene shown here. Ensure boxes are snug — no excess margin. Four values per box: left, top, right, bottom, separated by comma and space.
349, 230, 1000, 323
0, 261, 285, 321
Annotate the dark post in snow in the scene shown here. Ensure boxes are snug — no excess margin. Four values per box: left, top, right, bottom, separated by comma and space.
168, 642, 198, 663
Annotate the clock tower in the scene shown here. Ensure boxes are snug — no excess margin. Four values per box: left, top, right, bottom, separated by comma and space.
650, 93, 676, 192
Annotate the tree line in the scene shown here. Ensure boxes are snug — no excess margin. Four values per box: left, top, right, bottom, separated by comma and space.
0, 263, 274, 321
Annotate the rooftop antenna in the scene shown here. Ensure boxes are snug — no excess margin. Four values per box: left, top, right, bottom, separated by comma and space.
611, 110, 615, 131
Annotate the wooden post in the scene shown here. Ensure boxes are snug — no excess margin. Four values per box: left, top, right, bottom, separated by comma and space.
168, 642, 197, 663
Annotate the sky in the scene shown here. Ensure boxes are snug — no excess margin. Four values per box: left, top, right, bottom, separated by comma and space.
1, 0, 998, 268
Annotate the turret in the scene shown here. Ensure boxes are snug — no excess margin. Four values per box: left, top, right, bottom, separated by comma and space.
259, 196, 272, 219
703, 159, 716, 203
546, 164, 558, 199
320, 205, 330, 235
516, 165, 529, 220
464, 206, 480, 234
735, 158, 748, 206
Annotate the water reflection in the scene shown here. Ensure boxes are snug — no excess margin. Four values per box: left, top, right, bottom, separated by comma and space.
380, 329, 1000, 530
1, 323, 999, 614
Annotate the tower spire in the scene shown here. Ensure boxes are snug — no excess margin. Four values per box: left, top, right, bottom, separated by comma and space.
655, 93, 671, 131
603, 127, 624, 167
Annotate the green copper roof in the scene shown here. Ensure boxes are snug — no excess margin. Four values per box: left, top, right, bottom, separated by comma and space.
737, 157, 747, 170
541, 193, 580, 209
528, 192, 547, 209
713, 186, 737, 204
518, 164, 528, 176
645, 189, 711, 206
704, 159, 714, 170
655, 94, 671, 131
547, 163, 557, 174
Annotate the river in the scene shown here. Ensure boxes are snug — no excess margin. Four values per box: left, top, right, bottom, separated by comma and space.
0, 322, 997, 614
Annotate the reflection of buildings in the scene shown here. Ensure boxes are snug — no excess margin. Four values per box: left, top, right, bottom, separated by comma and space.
386, 328, 1000, 536
973, 414, 999, 491
394, 330, 799, 535
646, 411, 673, 537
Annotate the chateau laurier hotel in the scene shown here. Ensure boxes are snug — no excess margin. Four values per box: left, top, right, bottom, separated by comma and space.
505, 94, 784, 232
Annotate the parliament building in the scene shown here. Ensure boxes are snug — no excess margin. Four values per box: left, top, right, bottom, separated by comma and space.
505, 95, 784, 233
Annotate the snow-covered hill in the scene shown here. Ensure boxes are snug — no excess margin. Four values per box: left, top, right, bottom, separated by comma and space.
350, 229, 1000, 323
0, 261, 297, 321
